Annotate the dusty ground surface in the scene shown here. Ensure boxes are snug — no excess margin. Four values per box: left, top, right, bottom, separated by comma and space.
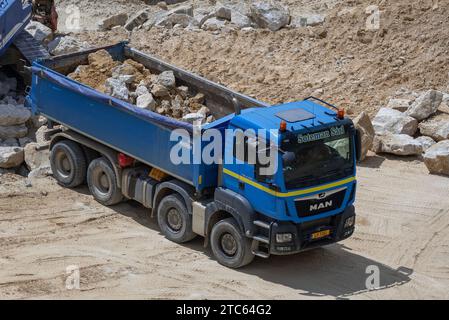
1, 155, 448, 299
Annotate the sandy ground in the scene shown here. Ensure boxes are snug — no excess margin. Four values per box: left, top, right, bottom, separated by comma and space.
1, 0, 448, 300
1, 154, 448, 299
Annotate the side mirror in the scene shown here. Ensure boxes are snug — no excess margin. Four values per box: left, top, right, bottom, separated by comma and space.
282, 151, 296, 167
355, 129, 362, 162
254, 141, 277, 182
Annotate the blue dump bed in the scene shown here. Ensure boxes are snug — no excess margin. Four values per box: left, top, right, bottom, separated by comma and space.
0, 0, 32, 57
27, 42, 268, 190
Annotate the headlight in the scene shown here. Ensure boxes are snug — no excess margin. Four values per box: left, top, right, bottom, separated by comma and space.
344, 216, 355, 228
276, 233, 293, 243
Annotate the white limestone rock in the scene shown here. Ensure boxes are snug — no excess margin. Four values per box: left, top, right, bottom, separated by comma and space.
156, 71, 176, 88
136, 93, 156, 111
386, 98, 413, 112
215, 5, 232, 21
0, 125, 28, 140
105, 78, 130, 102
423, 140, 449, 175
0, 146, 24, 168
97, 13, 128, 31
415, 136, 436, 152
372, 133, 423, 156
202, 17, 227, 31
182, 112, 205, 124
48, 36, 90, 55
25, 21, 53, 43
125, 9, 151, 31
290, 14, 325, 27
405, 90, 443, 121
418, 113, 449, 142
0, 104, 32, 126
249, 1, 290, 31
372, 108, 418, 136
353, 111, 375, 161
24, 142, 50, 171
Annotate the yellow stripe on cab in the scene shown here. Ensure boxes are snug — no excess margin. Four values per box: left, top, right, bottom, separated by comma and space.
222, 168, 356, 198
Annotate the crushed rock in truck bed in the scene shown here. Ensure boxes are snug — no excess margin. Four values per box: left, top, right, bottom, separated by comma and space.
68, 49, 215, 124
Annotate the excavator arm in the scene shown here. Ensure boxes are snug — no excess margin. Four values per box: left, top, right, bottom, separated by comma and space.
1, 0, 56, 78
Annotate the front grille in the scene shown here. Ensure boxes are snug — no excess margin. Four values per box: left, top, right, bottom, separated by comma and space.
286, 168, 353, 189
295, 189, 346, 217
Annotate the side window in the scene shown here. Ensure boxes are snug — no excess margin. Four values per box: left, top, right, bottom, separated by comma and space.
233, 131, 249, 162
255, 144, 274, 182
232, 130, 275, 182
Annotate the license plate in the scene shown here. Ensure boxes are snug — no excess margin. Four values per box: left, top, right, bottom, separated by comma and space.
311, 229, 330, 240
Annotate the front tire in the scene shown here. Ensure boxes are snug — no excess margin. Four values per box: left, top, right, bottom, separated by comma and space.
50, 140, 87, 188
87, 157, 123, 206
210, 218, 255, 268
157, 194, 196, 243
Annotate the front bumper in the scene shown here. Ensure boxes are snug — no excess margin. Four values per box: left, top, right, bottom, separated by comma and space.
267, 205, 356, 255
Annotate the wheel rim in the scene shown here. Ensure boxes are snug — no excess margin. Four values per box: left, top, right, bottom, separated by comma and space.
99, 173, 109, 190
55, 150, 71, 178
220, 233, 238, 257
92, 168, 110, 195
166, 208, 182, 232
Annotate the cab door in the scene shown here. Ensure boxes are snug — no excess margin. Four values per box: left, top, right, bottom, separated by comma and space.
222, 126, 245, 193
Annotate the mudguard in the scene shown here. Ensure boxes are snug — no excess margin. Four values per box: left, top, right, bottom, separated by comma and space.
153, 180, 196, 215
210, 187, 257, 236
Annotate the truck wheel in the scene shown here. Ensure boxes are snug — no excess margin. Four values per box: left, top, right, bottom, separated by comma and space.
157, 194, 196, 243
210, 218, 255, 268
87, 157, 123, 206
50, 140, 87, 188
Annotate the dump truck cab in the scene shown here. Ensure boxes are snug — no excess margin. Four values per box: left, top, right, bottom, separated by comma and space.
219, 98, 359, 257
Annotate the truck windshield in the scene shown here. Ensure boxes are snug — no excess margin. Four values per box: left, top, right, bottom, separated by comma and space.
281, 126, 354, 190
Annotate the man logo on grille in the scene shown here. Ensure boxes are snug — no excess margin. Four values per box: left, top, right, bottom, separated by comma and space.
310, 201, 333, 211
318, 192, 327, 199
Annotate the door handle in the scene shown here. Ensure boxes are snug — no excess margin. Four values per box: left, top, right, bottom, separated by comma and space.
238, 181, 245, 190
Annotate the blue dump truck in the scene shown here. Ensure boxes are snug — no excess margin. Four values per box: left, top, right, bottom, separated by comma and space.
27, 43, 361, 268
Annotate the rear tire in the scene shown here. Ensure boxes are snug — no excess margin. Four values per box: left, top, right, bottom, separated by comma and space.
157, 194, 196, 243
87, 157, 123, 206
50, 140, 87, 188
210, 218, 255, 268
